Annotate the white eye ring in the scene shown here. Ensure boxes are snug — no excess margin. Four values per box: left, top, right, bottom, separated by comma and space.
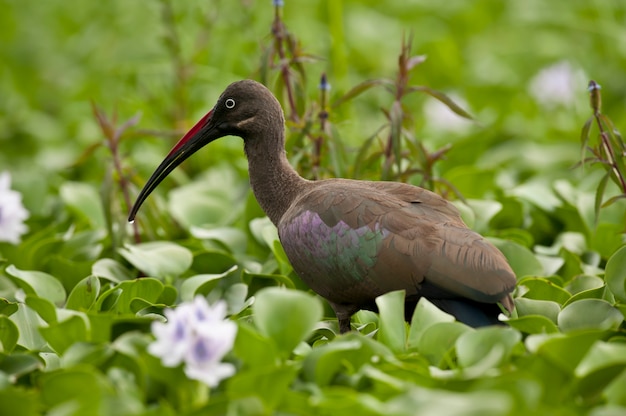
225, 98, 236, 109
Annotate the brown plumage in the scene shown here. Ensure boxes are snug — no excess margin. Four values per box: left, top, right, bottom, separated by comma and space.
129, 80, 516, 333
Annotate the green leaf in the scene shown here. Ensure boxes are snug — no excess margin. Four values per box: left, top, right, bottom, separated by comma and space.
39, 367, 109, 412
506, 315, 559, 334
253, 288, 323, 356
410, 85, 474, 119
227, 364, 299, 409
103, 278, 165, 314
60, 182, 106, 229
6, 265, 66, 305
407, 297, 455, 350
242, 270, 296, 290
375, 290, 407, 353
0, 316, 19, 352
558, 299, 623, 332
92, 258, 134, 282
456, 327, 521, 368
490, 239, 544, 278
24, 295, 57, 324
39, 314, 88, 355
526, 331, 605, 373
331, 79, 391, 109
0, 353, 42, 381
168, 185, 236, 229
118, 242, 193, 278
302, 333, 392, 385
417, 322, 471, 367
0, 386, 40, 416
66, 275, 100, 311
180, 266, 238, 302
573, 341, 626, 399
519, 277, 571, 304
514, 297, 560, 325
605, 245, 626, 303
10, 304, 46, 350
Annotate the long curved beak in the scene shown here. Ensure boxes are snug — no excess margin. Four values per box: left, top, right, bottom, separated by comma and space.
128, 109, 218, 222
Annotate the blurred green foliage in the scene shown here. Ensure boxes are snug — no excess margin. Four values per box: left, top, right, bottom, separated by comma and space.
1, 0, 626, 415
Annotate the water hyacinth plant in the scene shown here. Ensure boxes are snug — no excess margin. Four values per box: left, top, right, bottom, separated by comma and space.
149, 297, 237, 387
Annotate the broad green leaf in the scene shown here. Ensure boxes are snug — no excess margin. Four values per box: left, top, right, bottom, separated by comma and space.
408, 297, 455, 350
491, 239, 544, 278
66, 275, 100, 311
39, 367, 108, 412
0, 353, 42, 381
227, 364, 299, 409
603, 368, 626, 407
0, 299, 18, 317
168, 184, 236, 229
576, 341, 626, 378
302, 333, 392, 385
566, 275, 605, 295
456, 327, 521, 368
233, 322, 279, 369
249, 217, 278, 249
180, 266, 238, 302
375, 290, 407, 353
573, 341, 626, 399
519, 277, 571, 304
61, 342, 113, 368
418, 322, 471, 367
514, 297, 560, 322
506, 315, 559, 334
39, 314, 88, 355
190, 227, 248, 254
605, 245, 626, 303
253, 288, 323, 356
242, 270, 295, 290
105, 278, 165, 315
526, 331, 605, 373
10, 304, 46, 350
118, 242, 193, 278
558, 299, 623, 332
0, 316, 19, 352
190, 250, 238, 275
92, 258, 134, 282
60, 182, 106, 229
24, 295, 57, 324
6, 265, 66, 305
0, 386, 40, 416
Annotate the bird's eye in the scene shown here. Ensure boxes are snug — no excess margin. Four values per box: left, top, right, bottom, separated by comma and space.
225, 98, 236, 109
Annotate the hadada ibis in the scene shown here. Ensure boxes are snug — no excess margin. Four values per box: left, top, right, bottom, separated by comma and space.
129, 80, 516, 333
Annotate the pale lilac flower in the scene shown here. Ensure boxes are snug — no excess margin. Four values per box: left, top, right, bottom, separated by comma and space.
149, 297, 237, 387
0, 172, 29, 244
529, 61, 586, 108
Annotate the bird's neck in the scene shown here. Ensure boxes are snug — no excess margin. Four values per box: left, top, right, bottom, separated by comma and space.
244, 130, 308, 226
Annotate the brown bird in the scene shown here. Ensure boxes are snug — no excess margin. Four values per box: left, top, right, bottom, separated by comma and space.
129, 80, 516, 333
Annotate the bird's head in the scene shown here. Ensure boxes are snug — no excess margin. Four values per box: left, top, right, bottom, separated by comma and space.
128, 79, 282, 222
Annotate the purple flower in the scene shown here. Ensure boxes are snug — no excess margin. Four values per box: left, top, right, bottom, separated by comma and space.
273, 0, 284, 7
0, 172, 29, 244
149, 296, 237, 387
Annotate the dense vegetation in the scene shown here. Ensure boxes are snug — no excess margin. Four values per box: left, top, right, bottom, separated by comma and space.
1, 1, 625, 415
